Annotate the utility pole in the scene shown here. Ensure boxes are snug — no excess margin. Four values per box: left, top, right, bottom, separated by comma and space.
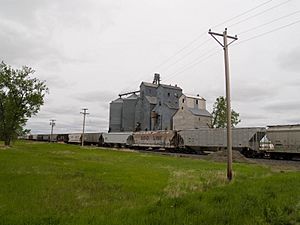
49, 119, 56, 142
208, 28, 238, 181
80, 108, 89, 147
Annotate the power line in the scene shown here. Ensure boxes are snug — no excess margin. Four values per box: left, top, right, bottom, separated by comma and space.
170, 18, 300, 82
154, 0, 279, 73
122, 0, 293, 92
122, 0, 280, 91
160, 0, 277, 67
155, 0, 292, 79
123, 4, 299, 101
236, 19, 300, 45
212, 0, 275, 29
165, 2, 297, 82
238, 10, 300, 35
228, 0, 293, 28
160, 39, 211, 72
122, 43, 217, 88
120, 33, 208, 92
153, 32, 208, 70
164, 48, 221, 82
162, 45, 218, 80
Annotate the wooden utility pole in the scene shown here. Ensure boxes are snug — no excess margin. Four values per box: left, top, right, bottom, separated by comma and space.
208, 28, 238, 181
80, 108, 89, 147
49, 119, 56, 142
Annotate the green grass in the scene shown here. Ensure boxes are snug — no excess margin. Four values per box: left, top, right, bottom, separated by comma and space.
0, 141, 299, 225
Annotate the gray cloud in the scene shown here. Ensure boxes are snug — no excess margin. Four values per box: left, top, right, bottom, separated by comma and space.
285, 118, 300, 124
0, 0, 121, 65
262, 101, 300, 113
0, 19, 60, 65
27, 120, 80, 134
240, 113, 269, 121
40, 74, 71, 90
282, 78, 300, 87
27, 111, 109, 134
30, 111, 53, 120
74, 90, 117, 103
43, 106, 80, 115
201, 82, 278, 117
278, 47, 300, 73
232, 83, 276, 103
0, 0, 50, 26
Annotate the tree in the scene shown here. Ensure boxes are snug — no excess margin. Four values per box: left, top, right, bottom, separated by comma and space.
0, 62, 48, 146
211, 96, 241, 128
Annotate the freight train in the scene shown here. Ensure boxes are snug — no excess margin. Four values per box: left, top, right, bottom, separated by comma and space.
25, 125, 300, 160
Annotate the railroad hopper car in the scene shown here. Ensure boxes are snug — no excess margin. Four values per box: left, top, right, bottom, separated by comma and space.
264, 125, 300, 159
68, 133, 103, 145
84, 133, 102, 145
32, 135, 38, 141
100, 132, 133, 147
179, 127, 266, 153
68, 133, 82, 144
132, 130, 184, 150
27, 135, 38, 140
57, 134, 69, 143
49, 134, 58, 142
37, 134, 50, 142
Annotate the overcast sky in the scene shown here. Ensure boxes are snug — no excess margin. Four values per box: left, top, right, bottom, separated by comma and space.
1, 0, 299, 134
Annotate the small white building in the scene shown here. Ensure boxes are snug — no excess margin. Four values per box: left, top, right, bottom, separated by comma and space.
173, 94, 212, 130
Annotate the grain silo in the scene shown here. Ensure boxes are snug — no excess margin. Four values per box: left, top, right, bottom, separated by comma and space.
109, 97, 123, 132
122, 93, 139, 131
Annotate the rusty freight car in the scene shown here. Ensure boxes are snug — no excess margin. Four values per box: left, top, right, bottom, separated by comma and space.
132, 130, 183, 150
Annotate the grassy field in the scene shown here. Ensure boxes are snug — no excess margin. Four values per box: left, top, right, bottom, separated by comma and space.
0, 141, 299, 225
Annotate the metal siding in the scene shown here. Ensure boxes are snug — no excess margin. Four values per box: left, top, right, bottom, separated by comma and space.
133, 130, 178, 148
267, 126, 300, 153
153, 86, 182, 130
109, 100, 123, 132
122, 98, 138, 131
42, 135, 50, 141
141, 101, 151, 131
31, 135, 38, 140
84, 133, 102, 143
102, 132, 133, 144
135, 92, 152, 131
57, 134, 69, 142
134, 99, 142, 129
68, 133, 82, 143
179, 128, 265, 150
140, 83, 157, 97
50, 134, 58, 141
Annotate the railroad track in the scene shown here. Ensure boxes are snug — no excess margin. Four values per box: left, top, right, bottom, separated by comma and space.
97, 146, 300, 170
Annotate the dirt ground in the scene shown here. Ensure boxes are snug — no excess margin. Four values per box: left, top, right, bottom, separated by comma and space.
203, 150, 251, 163
204, 150, 300, 171
121, 148, 300, 172
249, 158, 300, 171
